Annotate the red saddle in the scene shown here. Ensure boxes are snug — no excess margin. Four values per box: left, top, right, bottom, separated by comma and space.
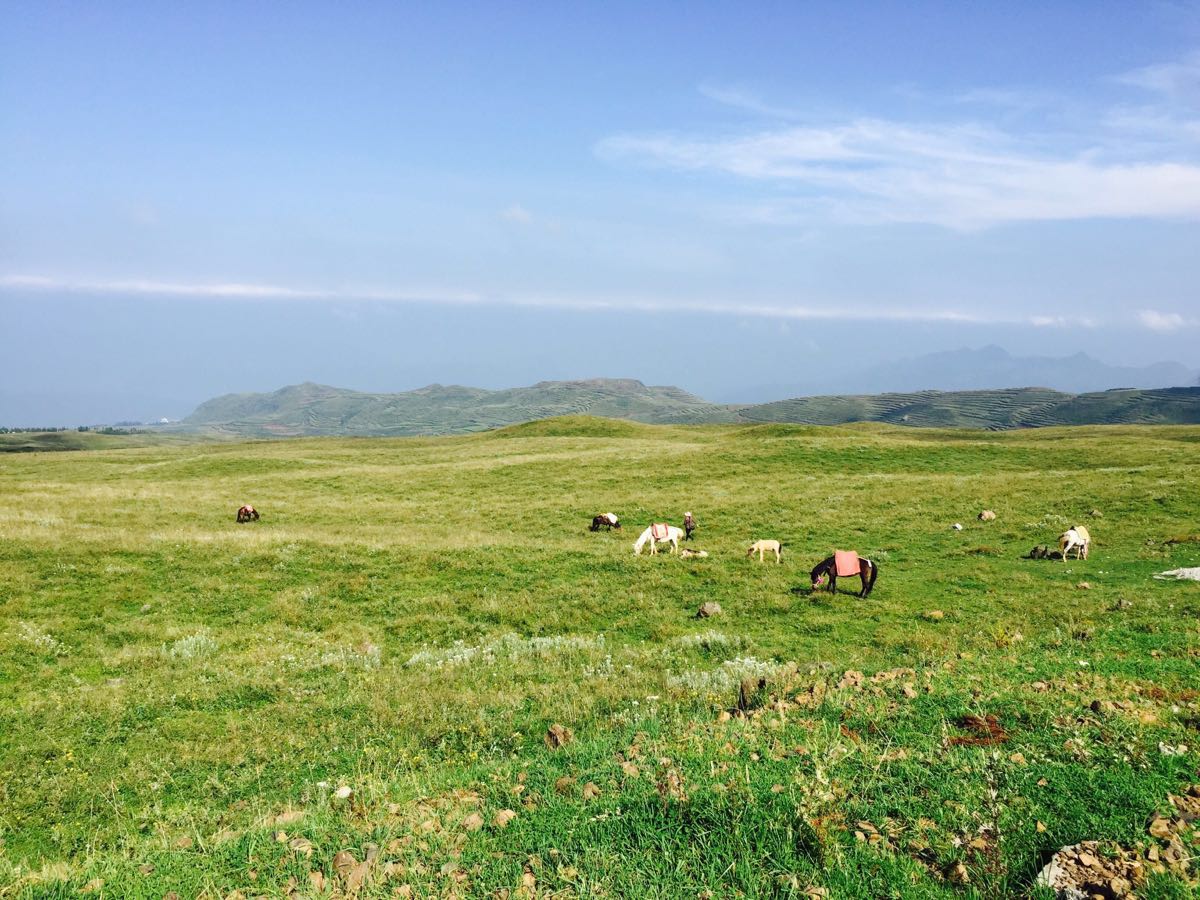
834, 550, 860, 577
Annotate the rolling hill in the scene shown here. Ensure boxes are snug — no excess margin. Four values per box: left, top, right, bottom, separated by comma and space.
180, 379, 1200, 435
183, 378, 740, 436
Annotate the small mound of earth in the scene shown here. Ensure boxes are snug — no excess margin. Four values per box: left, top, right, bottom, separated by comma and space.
1035, 841, 1141, 898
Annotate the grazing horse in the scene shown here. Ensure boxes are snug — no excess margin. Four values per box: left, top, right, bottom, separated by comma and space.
633, 524, 683, 556
810, 551, 878, 598
590, 512, 621, 532
236, 504, 260, 523
747, 539, 782, 564
1058, 525, 1091, 561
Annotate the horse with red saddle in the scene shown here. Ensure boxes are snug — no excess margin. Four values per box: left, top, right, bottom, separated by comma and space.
810, 550, 878, 598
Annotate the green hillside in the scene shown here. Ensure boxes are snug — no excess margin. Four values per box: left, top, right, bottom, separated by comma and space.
184, 378, 739, 436
740, 386, 1200, 429
182, 379, 1200, 435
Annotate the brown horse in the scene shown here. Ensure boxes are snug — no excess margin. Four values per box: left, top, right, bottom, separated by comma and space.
810, 553, 878, 598
590, 513, 621, 532
236, 504, 260, 523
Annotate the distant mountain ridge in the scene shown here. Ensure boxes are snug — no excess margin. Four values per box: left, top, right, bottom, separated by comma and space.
182, 378, 1200, 435
853, 346, 1194, 394
731, 345, 1196, 402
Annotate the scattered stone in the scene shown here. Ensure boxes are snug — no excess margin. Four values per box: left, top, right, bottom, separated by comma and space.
978, 510, 996, 521
952, 523, 963, 531
837, 670, 864, 691
738, 676, 766, 711
1148, 817, 1173, 839
1153, 567, 1200, 581
332, 850, 357, 878
922, 610, 944, 621
696, 601, 722, 618
545, 723, 574, 750
1076, 582, 1091, 590
1089, 509, 1103, 518
334, 786, 353, 801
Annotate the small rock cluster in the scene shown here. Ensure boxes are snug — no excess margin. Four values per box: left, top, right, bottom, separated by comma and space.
1035, 841, 1141, 898
1037, 785, 1200, 898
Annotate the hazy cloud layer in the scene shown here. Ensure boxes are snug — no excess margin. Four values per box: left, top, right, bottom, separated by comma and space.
599, 58, 1200, 230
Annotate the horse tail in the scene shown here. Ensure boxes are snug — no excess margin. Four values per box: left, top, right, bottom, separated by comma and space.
864, 559, 879, 597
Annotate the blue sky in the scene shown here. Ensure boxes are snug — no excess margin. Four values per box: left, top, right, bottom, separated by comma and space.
2, 2, 1200, 422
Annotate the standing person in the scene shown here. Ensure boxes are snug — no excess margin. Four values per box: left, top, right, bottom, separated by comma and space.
683, 511, 696, 541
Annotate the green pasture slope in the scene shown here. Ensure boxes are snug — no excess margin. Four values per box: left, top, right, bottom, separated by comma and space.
1, 418, 1198, 898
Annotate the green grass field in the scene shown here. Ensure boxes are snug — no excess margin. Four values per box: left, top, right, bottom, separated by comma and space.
2, 419, 1198, 898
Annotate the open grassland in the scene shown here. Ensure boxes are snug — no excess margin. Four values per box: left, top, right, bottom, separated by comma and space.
1, 418, 1199, 898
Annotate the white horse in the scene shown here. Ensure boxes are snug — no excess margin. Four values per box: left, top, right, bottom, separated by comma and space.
1058, 525, 1091, 561
633, 524, 683, 556
747, 539, 782, 564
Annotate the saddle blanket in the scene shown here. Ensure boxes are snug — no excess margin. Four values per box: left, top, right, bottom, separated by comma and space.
651, 523, 670, 540
834, 550, 860, 577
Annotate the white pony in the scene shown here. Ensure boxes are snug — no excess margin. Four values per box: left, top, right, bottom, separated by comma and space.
1058, 525, 1091, 561
633, 524, 683, 556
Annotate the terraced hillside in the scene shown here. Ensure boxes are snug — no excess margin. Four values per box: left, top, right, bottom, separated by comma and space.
181, 380, 1200, 436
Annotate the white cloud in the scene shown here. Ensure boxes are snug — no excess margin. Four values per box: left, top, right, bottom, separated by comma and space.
600, 56, 1200, 230
597, 118, 1200, 229
698, 83, 799, 119
1, 272, 1079, 327
500, 204, 533, 224
1138, 309, 1194, 332
1116, 52, 1200, 98
0, 274, 480, 305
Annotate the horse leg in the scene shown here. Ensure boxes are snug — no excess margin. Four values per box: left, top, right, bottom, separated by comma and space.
774, 547, 780, 564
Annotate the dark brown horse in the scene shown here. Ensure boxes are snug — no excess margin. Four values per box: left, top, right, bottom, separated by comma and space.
810, 554, 878, 598
589, 513, 620, 532
236, 504, 260, 523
